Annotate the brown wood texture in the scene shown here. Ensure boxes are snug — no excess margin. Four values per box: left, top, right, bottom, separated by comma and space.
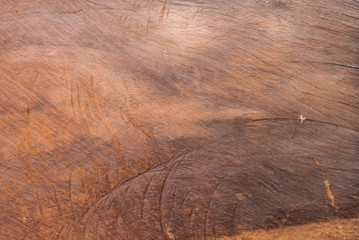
0, 0, 358, 239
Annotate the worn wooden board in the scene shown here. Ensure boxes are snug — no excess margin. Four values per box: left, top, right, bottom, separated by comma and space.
0, 0, 358, 239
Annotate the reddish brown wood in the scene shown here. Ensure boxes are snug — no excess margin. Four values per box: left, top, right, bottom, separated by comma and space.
0, 0, 358, 239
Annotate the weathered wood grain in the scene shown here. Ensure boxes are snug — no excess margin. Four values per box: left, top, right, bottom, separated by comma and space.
0, 0, 358, 239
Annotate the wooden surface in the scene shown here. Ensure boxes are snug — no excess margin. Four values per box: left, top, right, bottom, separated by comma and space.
222, 217, 359, 240
0, 0, 358, 239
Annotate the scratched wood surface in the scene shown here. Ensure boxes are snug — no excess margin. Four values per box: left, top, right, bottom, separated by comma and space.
0, 0, 358, 239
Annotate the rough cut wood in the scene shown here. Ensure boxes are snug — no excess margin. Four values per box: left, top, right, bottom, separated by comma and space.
0, 0, 358, 239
